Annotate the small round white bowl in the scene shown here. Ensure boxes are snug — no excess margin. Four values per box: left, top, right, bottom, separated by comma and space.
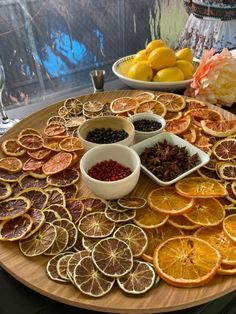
128, 113, 166, 143
77, 116, 135, 151
80, 144, 141, 200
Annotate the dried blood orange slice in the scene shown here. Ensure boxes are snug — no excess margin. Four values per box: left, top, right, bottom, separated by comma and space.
83, 101, 103, 113
62, 184, 78, 199
47, 115, 65, 126
18, 128, 40, 137
136, 100, 167, 117
42, 151, 73, 175
22, 158, 44, 172
53, 218, 78, 250
164, 111, 182, 121
80, 197, 107, 213
117, 260, 156, 294
0, 181, 12, 200
59, 137, 83, 152
134, 91, 155, 103
1, 139, 26, 157
44, 123, 66, 137
168, 215, 200, 231
175, 177, 227, 198
217, 162, 236, 180
44, 225, 69, 256
43, 209, 61, 222
56, 253, 73, 281
223, 214, 236, 243
156, 93, 186, 112
74, 255, 115, 297
67, 250, 91, 282
148, 187, 194, 215
78, 212, 115, 238
0, 157, 22, 173
27, 148, 51, 160
45, 187, 66, 207
142, 223, 184, 263
153, 236, 221, 287
19, 222, 57, 256
47, 168, 80, 187
66, 199, 84, 223
46, 252, 71, 282
19, 174, 48, 189
110, 97, 138, 113
212, 138, 236, 161
92, 237, 133, 277
184, 108, 224, 122
0, 169, 23, 182
0, 214, 33, 241
0, 196, 30, 220
17, 188, 48, 210
133, 204, 168, 229
201, 119, 236, 137
113, 223, 148, 257
165, 115, 191, 134
118, 196, 146, 209
22, 208, 45, 239
185, 98, 206, 110
48, 204, 72, 220
18, 134, 44, 151
195, 225, 236, 265
184, 198, 225, 226
105, 207, 136, 223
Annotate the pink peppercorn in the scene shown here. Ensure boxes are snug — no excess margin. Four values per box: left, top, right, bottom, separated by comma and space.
88, 159, 132, 181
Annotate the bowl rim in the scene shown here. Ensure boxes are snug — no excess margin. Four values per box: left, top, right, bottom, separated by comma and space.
128, 112, 166, 135
80, 143, 141, 185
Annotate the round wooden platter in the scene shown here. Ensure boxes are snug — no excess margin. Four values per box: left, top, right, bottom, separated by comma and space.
0, 90, 236, 314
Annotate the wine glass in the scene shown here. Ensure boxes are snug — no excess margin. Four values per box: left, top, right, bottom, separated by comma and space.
0, 57, 20, 135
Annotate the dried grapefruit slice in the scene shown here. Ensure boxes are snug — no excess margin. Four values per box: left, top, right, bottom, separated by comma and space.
185, 98, 206, 110
218, 162, 236, 180
19, 222, 57, 256
65, 199, 84, 223
44, 225, 69, 256
22, 158, 43, 172
92, 237, 133, 277
110, 97, 138, 113
0, 157, 22, 173
0, 196, 30, 220
74, 255, 115, 297
212, 138, 236, 161
165, 115, 191, 135
113, 223, 148, 257
118, 196, 146, 209
164, 111, 182, 121
59, 137, 83, 152
52, 218, 78, 250
133, 204, 168, 229
175, 177, 227, 198
44, 123, 66, 137
22, 208, 45, 239
0, 181, 12, 200
153, 236, 221, 287
17, 188, 48, 210
1, 139, 26, 157
0, 214, 33, 241
105, 207, 136, 223
45, 187, 66, 207
42, 151, 73, 175
18, 134, 44, 151
223, 214, 236, 243
19, 174, 48, 189
78, 212, 115, 238
201, 119, 236, 137
136, 100, 167, 117
67, 250, 91, 282
18, 128, 40, 137
47, 168, 80, 187
134, 91, 155, 103
184, 108, 224, 122
46, 252, 71, 282
43, 136, 66, 152
156, 93, 186, 112
27, 148, 51, 160
117, 260, 156, 294
148, 187, 194, 215
182, 127, 197, 144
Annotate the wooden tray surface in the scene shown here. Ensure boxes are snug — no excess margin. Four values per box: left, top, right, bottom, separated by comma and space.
0, 90, 235, 314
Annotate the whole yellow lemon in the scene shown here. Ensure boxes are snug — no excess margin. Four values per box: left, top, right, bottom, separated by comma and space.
153, 67, 184, 82
176, 60, 194, 80
148, 47, 176, 71
127, 61, 153, 81
175, 48, 193, 63
146, 39, 166, 55
133, 49, 148, 63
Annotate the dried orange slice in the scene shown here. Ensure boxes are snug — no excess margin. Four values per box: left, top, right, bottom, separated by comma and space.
195, 225, 236, 265
19, 174, 48, 189
217, 263, 236, 275
136, 100, 167, 117
74, 255, 115, 297
133, 204, 168, 229
52, 218, 78, 250
194, 130, 212, 149
185, 98, 206, 110
148, 187, 194, 215
80, 197, 107, 213
46, 252, 71, 282
47, 168, 80, 187
17, 188, 48, 210
117, 260, 156, 294
0, 181, 12, 200
142, 223, 184, 263
92, 237, 133, 277
44, 123, 66, 137
182, 127, 197, 144
67, 250, 91, 282
0, 157, 22, 173
201, 119, 236, 137
156, 93, 186, 112
153, 236, 221, 287
18, 128, 40, 137
0, 196, 30, 220
113, 223, 148, 257
22, 158, 43, 172
78, 212, 115, 238
22, 208, 45, 239
45, 187, 66, 207
118, 196, 146, 209
184, 198, 225, 226
184, 108, 224, 122
19, 222, 57, 256
56, 253, 73, 281
218, 162, 236, 180
44, 225, 69, 256
59, 137, 83, 152
164, 111, 182, 121
105, 207, 136, 223
175, 177, 227, 198
168, 215, 200, 230
223, 214, 236, 243
42, 151, 73, 175
66, 199, 84, 223
212, 138, 236, 161
164, 115, 191, 135
18, 134, 44, 151
0, 169, 23, 182
27, 148, 51, 160
47, 115, 65, 126
1, 139, 26, 157
0, 214, 33, 241
134, 91, 155, 103
110, 97, 138, 113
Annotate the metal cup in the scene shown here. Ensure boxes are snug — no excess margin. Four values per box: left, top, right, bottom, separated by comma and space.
90, 69, 105, 93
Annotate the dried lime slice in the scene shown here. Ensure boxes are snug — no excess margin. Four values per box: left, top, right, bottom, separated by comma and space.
56, 253, 73, 281
82, 237, 101, 251
46, 252, 72, 282
108, 199, 128, 212
105, 207, 136, 223
44, 225, 69, 256
43, 208, 61, 222
67, 250, 91, 282
80, 197, 108, 213
52, 218, 78, 250
66, 199, 84, 223
47, 204, 72, 221
118, 197, 147, 209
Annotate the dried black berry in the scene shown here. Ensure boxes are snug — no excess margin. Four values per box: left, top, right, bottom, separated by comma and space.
133, 119, 162, 132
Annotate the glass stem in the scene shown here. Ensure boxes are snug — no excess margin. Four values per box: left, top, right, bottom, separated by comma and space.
0, 90, 9, 122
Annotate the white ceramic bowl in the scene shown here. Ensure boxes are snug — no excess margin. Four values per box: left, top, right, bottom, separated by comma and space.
77, 116, 135, 151
131, 132, 209, 186
80, 144, 141, 200
112, 54, 199, 92
128, 113, 166, 143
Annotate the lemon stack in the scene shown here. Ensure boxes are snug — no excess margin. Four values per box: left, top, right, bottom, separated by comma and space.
127, 40, 194, 82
